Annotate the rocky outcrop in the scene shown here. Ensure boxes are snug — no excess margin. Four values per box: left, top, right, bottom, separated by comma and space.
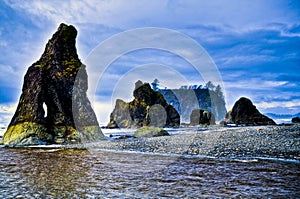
1, 23, 104, 146
292, 117, 300, 123
107, 80, 180, 128
190, 109, 215, 125
134, 127, 169, 138
223, 97, 276, 126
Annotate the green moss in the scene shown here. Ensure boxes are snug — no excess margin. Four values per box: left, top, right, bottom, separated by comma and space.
134, 126, 169, 138
140, 101, 147, 106
75, 126, 105, 142
1, 122, 50, 145
62, 58, 80, 68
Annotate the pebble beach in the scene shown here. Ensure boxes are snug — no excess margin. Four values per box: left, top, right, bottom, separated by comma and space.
88, 124, 300, 161
1, 124, 299, 161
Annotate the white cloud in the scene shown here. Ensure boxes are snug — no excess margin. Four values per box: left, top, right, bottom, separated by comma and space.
5, 0, 166, 28
93, 101, 113, 125
222, 77, 299, 111
224, 79, 288, 91
220, 55, 279, 66
256, 100, 300, 110
0, 103, 17, 126
0, 103, 17, 113
5, 0, 298, 29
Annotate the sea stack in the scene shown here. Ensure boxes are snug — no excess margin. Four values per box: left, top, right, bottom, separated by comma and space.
107, 80, 180, 128
189, 109, 215, 125
224, 97, 276, 126
1, 23, 104, 146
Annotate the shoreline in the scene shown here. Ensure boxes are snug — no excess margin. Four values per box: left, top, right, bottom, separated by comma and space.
1, 124, 299, 161
90, 124, 300, 161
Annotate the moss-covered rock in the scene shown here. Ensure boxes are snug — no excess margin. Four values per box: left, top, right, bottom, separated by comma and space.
134, 126, 169, 138
1, 122, 51, 146
1, 23, 104, 146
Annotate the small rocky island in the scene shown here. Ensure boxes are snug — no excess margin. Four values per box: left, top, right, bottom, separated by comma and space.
107, 80, 180, 128
223, 97, 276, 126
1, 23, 104, 146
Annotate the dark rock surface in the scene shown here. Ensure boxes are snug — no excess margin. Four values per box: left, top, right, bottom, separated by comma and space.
223, 97, 276, 126
292, 117, 300, 123
107, 81, 180, 128
190, 109, 215, 125
1, 23, 104, 146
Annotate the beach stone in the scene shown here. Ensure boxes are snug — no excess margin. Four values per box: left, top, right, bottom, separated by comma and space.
190, 109, 215, 125
107, 80, 180, 128
1, 23, 104, 146
134, 127, 170, 138
223, 97, 276, 126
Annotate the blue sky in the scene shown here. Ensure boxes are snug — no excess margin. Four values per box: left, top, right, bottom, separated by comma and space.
0, 0, 299, 124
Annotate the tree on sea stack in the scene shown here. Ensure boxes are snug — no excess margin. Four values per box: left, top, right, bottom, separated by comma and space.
1, 23, 104, 146
107, 80, 180, 128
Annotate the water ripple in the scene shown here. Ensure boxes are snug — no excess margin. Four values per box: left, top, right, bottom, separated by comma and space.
0, 148, 299, 198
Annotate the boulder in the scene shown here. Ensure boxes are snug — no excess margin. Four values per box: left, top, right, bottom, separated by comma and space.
107, 81, 180, 128
292, 117, 300, 123
1, 23, 104, 146
134, 126, 169, 138
224, 97, 276, 126
190, 109, 215, 125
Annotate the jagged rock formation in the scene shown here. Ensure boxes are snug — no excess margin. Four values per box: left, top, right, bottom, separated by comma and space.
223, 97, 276, 126
1, 23, 104, 146
107, 80, 180, 128
190, 109, 215, 125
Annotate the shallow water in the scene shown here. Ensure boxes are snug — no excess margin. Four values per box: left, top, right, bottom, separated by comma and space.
0, 147, 299, 198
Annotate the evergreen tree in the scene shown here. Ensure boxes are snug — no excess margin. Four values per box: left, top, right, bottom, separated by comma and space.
215, 84, 224, 100
151, 79, 160, 91
205, 81, 215, 90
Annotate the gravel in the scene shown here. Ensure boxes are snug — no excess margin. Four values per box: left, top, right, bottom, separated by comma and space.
85, 124, 300, 161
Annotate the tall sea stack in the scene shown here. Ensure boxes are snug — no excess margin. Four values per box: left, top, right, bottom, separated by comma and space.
1, 23, 104, 146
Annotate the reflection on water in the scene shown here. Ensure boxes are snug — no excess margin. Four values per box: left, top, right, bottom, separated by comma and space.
0, 148, 299, 198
